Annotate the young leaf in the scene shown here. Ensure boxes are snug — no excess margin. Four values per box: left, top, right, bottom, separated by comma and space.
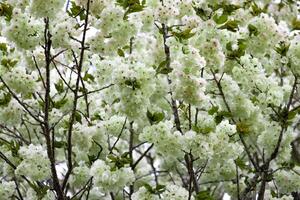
248, 24, 259, 36
219, 20, 239, 32
196, 191, 215, 200
213, 14, 228, 24
0, 2, 13, 21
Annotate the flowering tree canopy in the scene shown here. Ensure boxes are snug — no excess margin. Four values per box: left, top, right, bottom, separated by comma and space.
1, 0, 300, 199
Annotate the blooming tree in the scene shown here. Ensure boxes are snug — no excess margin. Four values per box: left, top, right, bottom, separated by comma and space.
0, 0, 300, 199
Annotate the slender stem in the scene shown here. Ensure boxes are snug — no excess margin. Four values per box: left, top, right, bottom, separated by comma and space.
42, 17, 64, 200
62, 0, 91, 191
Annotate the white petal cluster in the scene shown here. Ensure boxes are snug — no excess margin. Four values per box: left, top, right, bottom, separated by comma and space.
171, 46, 207, 105
3, 67, 37, 95
72, 123, 107, 162
162, 184, 192, 200
265, 190, 293, 200
4, 9, 42, 50
90, 159, 135, 192
274, 169, 300, 194
51, 16, 78, 49
16, 144, 50, 181
0, 99, 23, 126
29, 0, 64, 18
132, 186, 160, 200
246, 14, 287, 57
112, 61, 156, 120
0, 181, 15, 199
140, 121, 183, 158
232, 54, 286, 107
75, 0, 109, 16
199, 38, 225, 71
288, 35, 300, 76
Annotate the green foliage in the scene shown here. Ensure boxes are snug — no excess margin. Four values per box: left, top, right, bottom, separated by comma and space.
75, 111, 82, 124
250, 2, 267, 16
208, 106, 219, 115
124, 78, 141, 90
67, 1, 86, 20
30, 183, 50, 200
214, 111, 232, 124
291, 18, 300, 31
53, 141, 67, 149
147, 110, 164, 124
144, 183, 166, 195
8, 141, 20, 157
236, 121, 250, 134
0, 2, 13, 21
1, 58, 18, 69
248, 24, 259, 37
172, 28, 196, 43
117, 48, 125, 57
226, 39, 247, 59
195, 191, 215, 200
156, 60, 173, 75
193, 6, 211, 21
275, 41, 290, 57
116, 0, 146, 19
107, 152, 132, 170
53, 98, 68, 109
54, 80, 64, 94
219, 20, 239, 32
83, 73, 95, 83
0, 93, 11, 106
213, 14, 228, 25
0, 43, 8, 53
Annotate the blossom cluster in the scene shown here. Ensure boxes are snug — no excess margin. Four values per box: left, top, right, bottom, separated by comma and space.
0, 0, 300, 199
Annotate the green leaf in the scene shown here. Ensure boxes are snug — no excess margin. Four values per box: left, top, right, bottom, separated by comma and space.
8, 141, 20, 157
54, 141, 67, 148
0, 93, 11, 106
270, 190, 277, 198
248, 24, 259, 36
0, 43, 7, 53
193, 7, 210, 21
156, 60, 173, 75
208, 106, 219, 115
75, 111, 82, 124
213, 14, 228, 24
292, 18, 300, 31
67, 2, 86, 20
53, 98, 68, 109
0, 2, 13, 21
83, 73, 95, 82
117, 48, 125, 57
144, 183, 154, 193
143, 183, 166, 194
117, 0, 145, 19
147, 110, 165, 124
54, 80, 64, 94
275, 41, 290, 56
265, 173, 273, 182
236, 121, 250, 134
124, 78, 141, 90
195, 191, 215, 200
172, 28, 196, 42
235, 158, 248, 170
1, 58, 18, 69
250, 2, 266, 16
226, 39, 247, 59
182, 46, 190, 54
214, 111, 232, 124
108, 153, 132, 169
219, 20, 239, 32
221, 4, 241, 15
